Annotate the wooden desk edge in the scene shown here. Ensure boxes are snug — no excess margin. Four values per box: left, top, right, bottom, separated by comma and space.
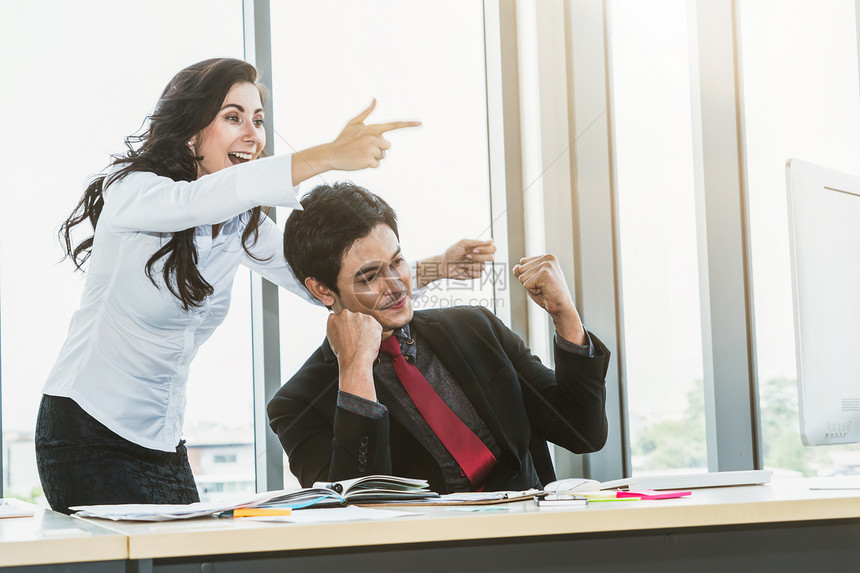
123, 496, 860, 559
0, 535, 128, 568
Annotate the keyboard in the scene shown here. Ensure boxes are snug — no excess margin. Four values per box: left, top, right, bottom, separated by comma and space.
600, 470, 773, 491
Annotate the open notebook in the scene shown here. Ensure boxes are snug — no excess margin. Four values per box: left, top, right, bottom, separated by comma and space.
72, 475, 436, 521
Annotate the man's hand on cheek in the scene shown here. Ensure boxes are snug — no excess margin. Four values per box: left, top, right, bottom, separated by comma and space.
327, 309, 383, 402
327, 309, 383, 366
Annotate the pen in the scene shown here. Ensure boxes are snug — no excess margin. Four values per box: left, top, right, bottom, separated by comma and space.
227, 508, 293, 517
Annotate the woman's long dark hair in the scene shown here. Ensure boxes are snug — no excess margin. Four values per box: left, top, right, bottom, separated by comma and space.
60, 58, 270, 310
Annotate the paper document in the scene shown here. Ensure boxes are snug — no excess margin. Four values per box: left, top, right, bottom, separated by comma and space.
243, 507, 418, 523
71, 474, 436, 521
544, 470, 772, 494
363, 489, 542, 506
1, 498, 37, 519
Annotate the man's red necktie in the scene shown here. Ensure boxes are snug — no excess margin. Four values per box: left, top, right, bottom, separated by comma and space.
379, 335, 496, 488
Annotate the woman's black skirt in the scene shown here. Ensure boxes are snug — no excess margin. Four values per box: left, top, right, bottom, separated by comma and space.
35, 394, 200, 514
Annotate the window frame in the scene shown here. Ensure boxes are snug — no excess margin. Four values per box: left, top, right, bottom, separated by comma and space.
490, 0, 770, 480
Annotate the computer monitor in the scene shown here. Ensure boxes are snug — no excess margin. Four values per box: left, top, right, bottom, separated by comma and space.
786, 158, 860, 446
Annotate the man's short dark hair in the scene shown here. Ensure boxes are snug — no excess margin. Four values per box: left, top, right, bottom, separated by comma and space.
283, 182, 399, 295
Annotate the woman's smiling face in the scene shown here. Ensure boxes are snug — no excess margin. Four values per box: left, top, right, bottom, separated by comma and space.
191, 81, 266, 178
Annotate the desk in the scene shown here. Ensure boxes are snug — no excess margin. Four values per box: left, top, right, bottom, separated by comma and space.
88, 479, 860, 573
0, 502, 126, 572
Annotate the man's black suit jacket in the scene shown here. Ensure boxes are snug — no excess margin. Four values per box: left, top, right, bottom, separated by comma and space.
267, 306, 610, 492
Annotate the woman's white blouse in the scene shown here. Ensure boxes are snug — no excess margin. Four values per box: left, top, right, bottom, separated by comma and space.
42, 154, 316, 452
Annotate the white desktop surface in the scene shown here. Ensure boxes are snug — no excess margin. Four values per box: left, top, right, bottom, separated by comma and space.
0, 502, 127, 568
80, 478, 860, 560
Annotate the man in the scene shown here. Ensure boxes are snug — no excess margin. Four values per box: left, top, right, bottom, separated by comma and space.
268, 183, 609, 492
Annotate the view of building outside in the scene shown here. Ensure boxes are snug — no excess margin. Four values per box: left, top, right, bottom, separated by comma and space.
610, 0, 708, 474
739, 0, 860, 477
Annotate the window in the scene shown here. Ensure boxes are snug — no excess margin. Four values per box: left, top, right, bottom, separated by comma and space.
268, 0, 495, 485
739, 0, 860, 476
0, 0, 248, 503
609, 0, 707, 474
7, 0, 853, 501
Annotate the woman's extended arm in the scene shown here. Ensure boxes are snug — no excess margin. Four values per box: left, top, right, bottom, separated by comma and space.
102, 101, 420, 233
100, 155, 301, 233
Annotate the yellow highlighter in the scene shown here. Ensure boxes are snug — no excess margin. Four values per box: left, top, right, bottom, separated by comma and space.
232, 507, 293, 518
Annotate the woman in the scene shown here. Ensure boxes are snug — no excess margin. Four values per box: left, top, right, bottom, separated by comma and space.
36, 58, 493, 513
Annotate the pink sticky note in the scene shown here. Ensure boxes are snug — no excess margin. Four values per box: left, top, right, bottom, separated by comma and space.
617, 490, 691, 500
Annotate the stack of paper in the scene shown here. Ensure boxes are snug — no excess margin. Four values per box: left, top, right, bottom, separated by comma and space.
366, 489, 542, 506
71, 489, 286, 521
242, 506, 418, 523
72, 475, 436, 521
1, 498, 37, 519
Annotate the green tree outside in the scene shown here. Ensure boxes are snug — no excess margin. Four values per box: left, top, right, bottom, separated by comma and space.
632, 376, 855, 476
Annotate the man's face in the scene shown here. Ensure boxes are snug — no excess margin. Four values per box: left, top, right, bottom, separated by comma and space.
331, 224, 413, 333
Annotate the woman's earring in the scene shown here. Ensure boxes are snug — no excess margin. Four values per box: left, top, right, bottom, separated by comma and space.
187, 140, 193, 147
